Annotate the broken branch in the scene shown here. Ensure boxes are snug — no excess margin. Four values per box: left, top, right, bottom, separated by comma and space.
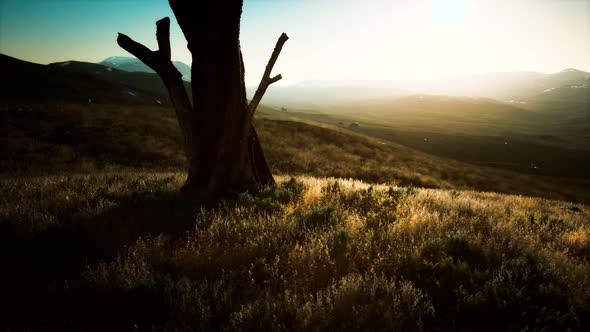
242, 32, 289, 141
117, 33, 159, 70
117, 17, 193, 161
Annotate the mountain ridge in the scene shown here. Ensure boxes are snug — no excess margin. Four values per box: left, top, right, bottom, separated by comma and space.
0, 53, 192, 106
99, 56, 191, 81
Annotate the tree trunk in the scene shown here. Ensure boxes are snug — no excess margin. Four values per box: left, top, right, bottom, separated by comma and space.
173, 0, 253, 195
118, 0, 286, 199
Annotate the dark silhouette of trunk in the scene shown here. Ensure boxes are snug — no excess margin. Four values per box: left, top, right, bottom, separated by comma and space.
117, 0, 288, 199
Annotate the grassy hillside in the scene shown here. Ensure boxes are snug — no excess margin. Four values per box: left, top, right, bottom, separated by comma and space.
261, 95, 590, 178
2, 103, 589, 203
340, 95, 537, 135
524, 83, 590, 139
1, 174, 588, 330
294, 94, 589, 148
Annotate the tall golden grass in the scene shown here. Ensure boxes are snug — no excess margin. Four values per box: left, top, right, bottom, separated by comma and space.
1, 173, 588, 329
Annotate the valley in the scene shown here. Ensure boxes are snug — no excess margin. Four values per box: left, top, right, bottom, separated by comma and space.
2, 53, 589, 203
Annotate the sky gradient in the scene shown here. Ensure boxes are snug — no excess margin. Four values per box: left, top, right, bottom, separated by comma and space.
1, 0, 589, 85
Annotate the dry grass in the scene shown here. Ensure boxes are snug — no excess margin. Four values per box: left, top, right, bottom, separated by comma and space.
1, 173, 588, 330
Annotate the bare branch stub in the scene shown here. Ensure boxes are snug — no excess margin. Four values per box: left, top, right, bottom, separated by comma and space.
117, 33, 159, 70
242, 32, 289, 141
269, 74, 282, 84
156, 17, 171, 60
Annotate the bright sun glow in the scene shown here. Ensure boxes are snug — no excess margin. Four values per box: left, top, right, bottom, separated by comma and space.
430, 0, 470, 26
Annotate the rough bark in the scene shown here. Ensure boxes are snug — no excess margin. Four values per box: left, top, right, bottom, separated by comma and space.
118, 0, 284, 199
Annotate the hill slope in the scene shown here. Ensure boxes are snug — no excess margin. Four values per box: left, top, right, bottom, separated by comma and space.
260, 96, 590, 179
0, 53, 188, 105
2, 102, 589, 203
1, 173, 588, 329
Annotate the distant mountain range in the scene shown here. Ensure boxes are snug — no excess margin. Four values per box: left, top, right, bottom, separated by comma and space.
416, 68, 590, 101
99, 56, 191, 81
261, 69, 589, 107
94, 55, 588, 107
1, 52, 587, 118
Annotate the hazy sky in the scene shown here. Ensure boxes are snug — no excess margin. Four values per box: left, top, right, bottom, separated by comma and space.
1, 0, 589, 85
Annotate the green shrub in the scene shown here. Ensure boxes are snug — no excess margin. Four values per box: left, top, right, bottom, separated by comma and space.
299, 205, 342, 229
238, 177, 305, 213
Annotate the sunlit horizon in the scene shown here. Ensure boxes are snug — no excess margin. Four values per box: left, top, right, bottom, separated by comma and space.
1, 0, 589, 85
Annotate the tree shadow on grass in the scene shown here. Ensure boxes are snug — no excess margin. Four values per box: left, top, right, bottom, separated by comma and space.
0, 189, 200, 328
